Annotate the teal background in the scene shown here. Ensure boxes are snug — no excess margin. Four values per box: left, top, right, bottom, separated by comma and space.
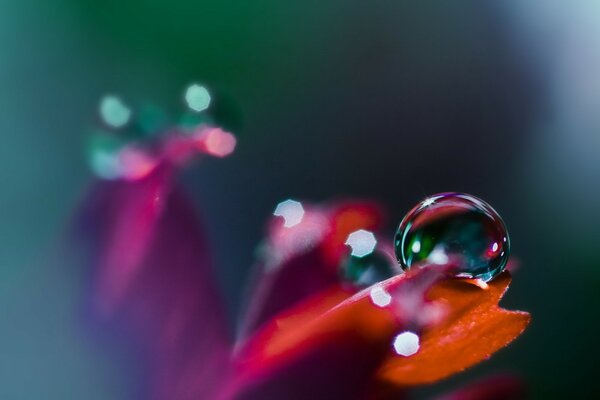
1, 1, 599, 398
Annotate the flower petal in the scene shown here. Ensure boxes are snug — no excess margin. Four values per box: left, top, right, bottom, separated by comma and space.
377, 272, 530, 386
224, 267, 448, 400
237, 201, 383, 340
73, 168, 230, 399
227, 268, 528, 398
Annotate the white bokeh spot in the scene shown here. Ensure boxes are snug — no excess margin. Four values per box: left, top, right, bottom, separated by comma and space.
427, 246, 449, 265
393, 331, 420, 357
273, 199, 305, 228
345, 229, 377, 257
369, 286, 392, 308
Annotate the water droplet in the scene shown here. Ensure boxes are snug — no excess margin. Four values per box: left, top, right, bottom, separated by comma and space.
394, 193, 510, 282
341, 250, 396, 287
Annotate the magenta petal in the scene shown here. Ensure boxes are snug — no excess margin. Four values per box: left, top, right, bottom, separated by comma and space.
433, 374, 527, 400
237, 247, 339, 340
223, 268, 451, 400
237, 202, 383, 340
74, 168, 230, 399
79, 167, 173, 316
221, 334, 395, 400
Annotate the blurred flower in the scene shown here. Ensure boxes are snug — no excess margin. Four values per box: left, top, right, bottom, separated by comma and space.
71, 95, 530, 400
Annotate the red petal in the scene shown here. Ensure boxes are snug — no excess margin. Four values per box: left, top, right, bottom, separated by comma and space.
237, 201, 383, 340
224, 268, 448, 400
227, 268, 529, 398
377, 272, 530, 386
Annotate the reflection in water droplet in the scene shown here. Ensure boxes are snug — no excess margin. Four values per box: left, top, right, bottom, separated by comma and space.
395, 193, 510, 282
345, 229, 377, 257
273, 199, 305, 228
99, 95, 131, 128
185, 84, 211, 112
393, 331, 420, 357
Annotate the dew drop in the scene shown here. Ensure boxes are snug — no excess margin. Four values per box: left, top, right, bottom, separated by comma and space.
394, 193, 510, 282
341, 250, 397, 287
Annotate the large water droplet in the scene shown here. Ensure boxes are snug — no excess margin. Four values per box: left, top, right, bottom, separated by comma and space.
394, 193, 510, 282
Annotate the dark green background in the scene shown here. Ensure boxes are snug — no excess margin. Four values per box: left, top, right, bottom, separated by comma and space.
1, 1, 599, 398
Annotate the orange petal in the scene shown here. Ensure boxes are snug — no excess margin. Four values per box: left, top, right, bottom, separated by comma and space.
233, 268, 448, 382
377, 271, 530, 386
229, 269, 529, 399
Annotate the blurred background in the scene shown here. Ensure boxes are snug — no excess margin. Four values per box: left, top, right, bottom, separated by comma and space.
1, 0, 599, 398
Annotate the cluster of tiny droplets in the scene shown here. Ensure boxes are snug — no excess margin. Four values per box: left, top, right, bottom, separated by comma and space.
89, 83, 235, 181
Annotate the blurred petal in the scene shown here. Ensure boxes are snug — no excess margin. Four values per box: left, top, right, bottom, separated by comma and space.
433, 374, 527, 400
237, 201, 383, 340
79, 166, 172, 316
73, 167, 230, 399
377, 272, 530, 386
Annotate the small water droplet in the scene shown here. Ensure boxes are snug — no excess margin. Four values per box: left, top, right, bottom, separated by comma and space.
395, 193, 510, 282
341, 250, 396, 287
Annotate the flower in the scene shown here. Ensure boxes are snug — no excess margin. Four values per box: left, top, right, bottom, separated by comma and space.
72, 104, 530, 400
